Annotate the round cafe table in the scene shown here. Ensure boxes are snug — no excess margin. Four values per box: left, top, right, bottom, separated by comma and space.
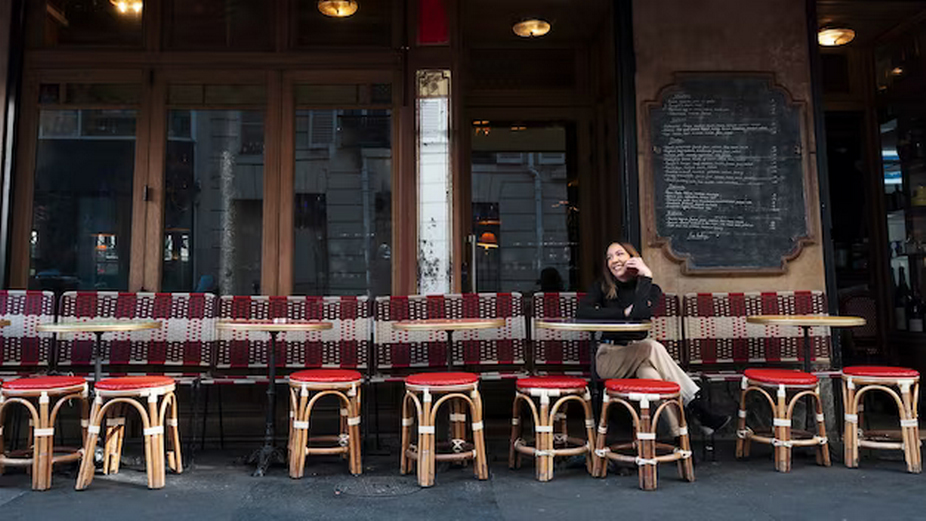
535, 319, 653, 406
215, 319, 333, 477
36, 320, 162, 384
393, 318, 506, 370
745, 315, 866, 372
0, 319, 11, 328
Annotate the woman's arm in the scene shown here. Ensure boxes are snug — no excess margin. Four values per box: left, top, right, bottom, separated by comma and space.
625, 277, 663, 320
576, 282, 627, 320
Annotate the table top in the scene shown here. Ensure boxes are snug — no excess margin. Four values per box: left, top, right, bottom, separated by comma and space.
36, 320, 162, 333
393, 318, 506, 331
215, 319, 333, 332
745, 315, 866, 327
535, 319, 653, 332
0, 319, 10, 328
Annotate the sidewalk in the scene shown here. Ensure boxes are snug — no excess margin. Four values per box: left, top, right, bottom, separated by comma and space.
1, 441, 923, 521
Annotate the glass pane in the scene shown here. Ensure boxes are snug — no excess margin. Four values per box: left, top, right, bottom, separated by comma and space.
168, 84, 267, 106
163, 0, 272, 50
43, 0, 143, 47
295, 0, 392, 47
162, 110, 265, 295
38, 84, 142, 105
292, 109, 392, 296
30, 109, 137, 292
469, 124, 578, 293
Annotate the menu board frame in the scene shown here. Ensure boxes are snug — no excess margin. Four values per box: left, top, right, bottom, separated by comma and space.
642, 72, 815, 275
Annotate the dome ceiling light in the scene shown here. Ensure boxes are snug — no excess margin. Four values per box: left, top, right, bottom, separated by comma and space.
513, 19, 551, 38
318, 0, 359, 18
818, 27, 855, 47
111, 0, 142, 15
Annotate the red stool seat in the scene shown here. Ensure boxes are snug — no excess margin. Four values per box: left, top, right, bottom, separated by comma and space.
744, 369, 817, 386
406, 372, 479, 386
516, 376, 587, 390
604, 378, 680, 395
2, 375, 85, 390
290, 369, 363, 383
843, 366, 919, 378
95, 376, 175, 391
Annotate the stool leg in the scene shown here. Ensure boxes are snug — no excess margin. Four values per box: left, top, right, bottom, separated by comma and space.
103, 404, 126, 475
348, 387, 362, 476
776, 388, 791, 473
146, 395, 165, 489
593, 397, 612, 478
508, 394, 523, 469
900, 384, 922, 473
339, 402, 349, 461
290, 386, 309, 479
843, 379, 858, 468
813, 390, 830, 467
35, 394, 50, 491
735, 387, 748, 459
0, 403, 6, 476
166, 393, 183, 474
469, 388, 489, 481
537, 393, 552, 482
556, 403, 569, 449
418, 390, 434, 487
677, 400, 695, 482
581, 392, 596, 475
638, 401, 656, 491
75, 398, 104, 490
400, 392, 414, 476
451, 399, 466, 458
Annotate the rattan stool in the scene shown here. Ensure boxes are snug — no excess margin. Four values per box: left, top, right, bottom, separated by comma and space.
0, 376, 89, 490
400, 372, 488, 487
288, 369, 363, 477
508, 376, 596, 481
842, 366, 921, 473
735, 368, 830, 472
75, 376, 182, 490
593, 378, 694, 490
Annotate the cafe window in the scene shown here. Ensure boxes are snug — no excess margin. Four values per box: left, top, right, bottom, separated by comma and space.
293, 0, 393, 48
162, 84, 266, 295
163, 0, 273, 50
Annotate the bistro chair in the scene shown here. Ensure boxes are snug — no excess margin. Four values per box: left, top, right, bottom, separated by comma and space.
0, 376, 89, 490
75, 376, 183, 490
735, 368, 830, 472
288, 369, 363, 477
592, 378, 694, 490
508, 376, 596, 481
841, 366, 921, 473
400, 372, 488, 487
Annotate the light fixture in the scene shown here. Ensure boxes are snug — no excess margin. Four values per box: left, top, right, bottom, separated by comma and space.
110, 0, 142, 15
892, 67, 904, 76
477, 232, 498, 250
513, 19, 551, 38
818, 27, 855, 47
317, 0, 358, 18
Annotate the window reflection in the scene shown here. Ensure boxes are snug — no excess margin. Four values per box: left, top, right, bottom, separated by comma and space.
162, 110, 264, 295
292, 109, 392, 296
30, 109, 136, 292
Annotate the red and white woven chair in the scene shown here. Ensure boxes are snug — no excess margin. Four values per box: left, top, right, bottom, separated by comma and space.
0, 290, 56, 380
76, 376, 183, 490
508, 376, 596, 481
735, 369, 830, 472
841, 366, 920, 473
400, 372, 488, 487
0, 376, 88, 490
288, 369, 364, 477
592, 379, 694, 490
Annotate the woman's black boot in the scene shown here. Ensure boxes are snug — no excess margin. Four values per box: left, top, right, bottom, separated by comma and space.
686, 394, 731, 435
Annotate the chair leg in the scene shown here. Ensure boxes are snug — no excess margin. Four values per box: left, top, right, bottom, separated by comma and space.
290, 386, 309, 479
33, 401, 48, 491
581, 392, 596, 475
843, 380, 858, 468
735, 389, 748, 459
147, 396, 167, 489
508, 395, 523, 469
418, 391, 434, 487
677, 400, 695, 482
813, 391, 830, 467
75, 398, 104, 491
348, 388, 362, 476
776, 389, 791, 473
593, 399, 612, 478
400, 392, 414, 476
638, 402, 657, 491
103, 405, 126, 475
166, 393, 183, 474
469, 388, 489, 481
900, 385, 922, 473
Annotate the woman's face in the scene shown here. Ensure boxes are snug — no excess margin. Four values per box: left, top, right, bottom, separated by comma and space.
606, 243, 633, 281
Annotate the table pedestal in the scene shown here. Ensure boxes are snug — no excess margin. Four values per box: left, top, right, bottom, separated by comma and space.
248, 330, 285, 477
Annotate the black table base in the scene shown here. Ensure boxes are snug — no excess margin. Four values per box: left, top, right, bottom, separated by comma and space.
251, 330, 283, 477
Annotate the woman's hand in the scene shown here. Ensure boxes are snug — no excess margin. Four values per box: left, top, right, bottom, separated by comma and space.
624, 257, 652, 278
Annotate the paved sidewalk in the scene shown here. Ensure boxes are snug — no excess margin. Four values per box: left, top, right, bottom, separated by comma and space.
1, 443, 923, 521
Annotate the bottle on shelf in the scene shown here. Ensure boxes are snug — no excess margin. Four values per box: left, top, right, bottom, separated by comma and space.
895, 267, 911, 331
910, 289, 924, 333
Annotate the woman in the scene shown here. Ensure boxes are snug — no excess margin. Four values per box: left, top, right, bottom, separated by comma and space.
577, 242, 729, 435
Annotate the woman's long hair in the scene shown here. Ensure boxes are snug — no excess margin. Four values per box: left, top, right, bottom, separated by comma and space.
600, 242, 641, 300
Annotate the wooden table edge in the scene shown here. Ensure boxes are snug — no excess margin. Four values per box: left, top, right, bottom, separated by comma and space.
215, 320, 334, 332
36, 321, 162, 333
745, 315, 867, 327
535, 320, 653, 332
393, 319, 507, 331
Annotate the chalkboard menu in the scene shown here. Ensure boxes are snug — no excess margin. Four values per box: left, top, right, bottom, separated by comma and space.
648, 75, 809, 272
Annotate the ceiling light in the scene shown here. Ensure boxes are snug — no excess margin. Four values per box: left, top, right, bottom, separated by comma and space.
892, 67, 904, 76
318, 0, 358, 18
513, 19, 551, 38
818, 28, 855, 47
110, 0, 142, 15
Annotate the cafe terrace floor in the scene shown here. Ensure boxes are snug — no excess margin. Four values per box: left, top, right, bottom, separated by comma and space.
1, 439, 922, 520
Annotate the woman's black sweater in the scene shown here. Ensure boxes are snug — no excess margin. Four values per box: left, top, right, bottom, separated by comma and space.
576, 276, 662, 344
